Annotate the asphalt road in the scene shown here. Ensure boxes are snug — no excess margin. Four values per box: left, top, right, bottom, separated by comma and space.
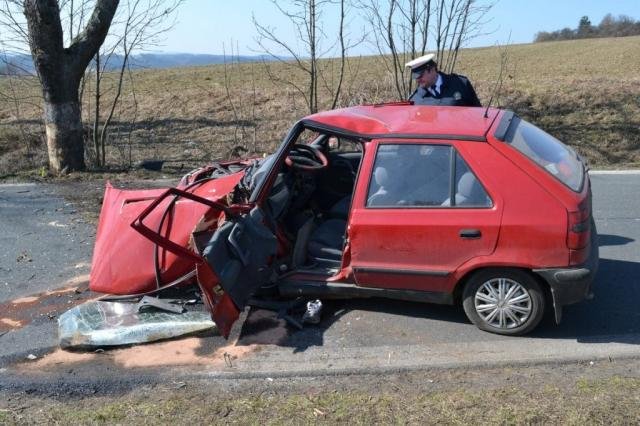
0, 183, 95, 303
1, 172, 639, 380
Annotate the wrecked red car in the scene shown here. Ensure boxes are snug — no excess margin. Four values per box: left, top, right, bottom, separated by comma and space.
90, 104, 598, 336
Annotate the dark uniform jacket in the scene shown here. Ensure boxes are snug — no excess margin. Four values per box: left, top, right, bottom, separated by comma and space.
409, 72, 481, 107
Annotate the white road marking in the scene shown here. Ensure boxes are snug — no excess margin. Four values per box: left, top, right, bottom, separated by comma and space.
589, 170, 640, 175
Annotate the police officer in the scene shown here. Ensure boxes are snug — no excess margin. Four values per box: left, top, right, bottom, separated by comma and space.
406, 53, 481, 107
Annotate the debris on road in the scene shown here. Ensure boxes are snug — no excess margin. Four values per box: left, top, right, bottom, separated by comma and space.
302, 299, 322, 324
58, 300, 217, 349
247, 298, 315, 330
16, 251, 32, 263
26, 354, 37, 360
137, 296, 185, 314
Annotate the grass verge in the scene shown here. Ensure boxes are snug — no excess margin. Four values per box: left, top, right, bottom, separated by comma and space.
2, 375, 639, 424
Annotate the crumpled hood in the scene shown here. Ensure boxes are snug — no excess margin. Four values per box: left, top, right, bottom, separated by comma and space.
89, 172, 244, 295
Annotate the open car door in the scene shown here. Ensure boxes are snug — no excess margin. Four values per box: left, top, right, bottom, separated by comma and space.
195, 206, 278, 337
126, 183, 277, 338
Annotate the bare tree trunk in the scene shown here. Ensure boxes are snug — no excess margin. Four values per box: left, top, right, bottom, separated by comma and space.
330, 0, 346, 109
358, 0, 491, 100
309, 0, 317, 113
448, 0, 470, 73
420, 0, 432, 54
24, 0, 119, 173
387, 0, 405, 98
43, 97, 84, 172
250, 61, 258, 153
93, 52, 101, 166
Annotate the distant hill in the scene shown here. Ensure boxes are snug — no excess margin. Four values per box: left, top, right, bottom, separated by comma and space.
127, 53, 276, 69
0, 52, 278, 75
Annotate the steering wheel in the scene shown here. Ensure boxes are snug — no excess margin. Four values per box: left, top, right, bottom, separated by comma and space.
285, 144, 329, 172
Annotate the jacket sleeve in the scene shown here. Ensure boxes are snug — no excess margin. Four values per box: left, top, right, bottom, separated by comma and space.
464, 78, 481, 107
408, 88, 419, 102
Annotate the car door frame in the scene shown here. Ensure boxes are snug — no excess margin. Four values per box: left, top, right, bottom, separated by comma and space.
200, 121, 367, 332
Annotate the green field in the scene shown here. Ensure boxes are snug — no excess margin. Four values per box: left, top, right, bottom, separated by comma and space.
0, 35, 639, 176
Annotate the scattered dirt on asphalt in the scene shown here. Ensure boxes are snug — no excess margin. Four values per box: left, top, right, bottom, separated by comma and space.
29, 349, 97, 367
18, 338, 263, 374
26, 335, 263, 372
21, 308, 261, 372
107, 339, 259, 369
10, 296, 39, 304
0, 318, 23, 328
0, 278, 92, 334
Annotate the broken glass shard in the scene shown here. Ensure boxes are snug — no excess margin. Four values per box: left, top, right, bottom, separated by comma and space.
58, 300, 217, 349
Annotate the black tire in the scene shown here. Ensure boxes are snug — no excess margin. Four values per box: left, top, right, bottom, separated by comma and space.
462, 269, 546, 336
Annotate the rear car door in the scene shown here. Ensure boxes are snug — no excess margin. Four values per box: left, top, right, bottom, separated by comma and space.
348, 140, 503, 293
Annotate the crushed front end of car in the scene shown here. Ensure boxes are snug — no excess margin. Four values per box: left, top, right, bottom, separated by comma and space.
89, 158, 274, 337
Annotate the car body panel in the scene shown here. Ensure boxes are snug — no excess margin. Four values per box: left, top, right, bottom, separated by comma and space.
348, 139, 503, 293
459, 138, 571, 268
89, 173, 243, 295
304, 105, 499, 139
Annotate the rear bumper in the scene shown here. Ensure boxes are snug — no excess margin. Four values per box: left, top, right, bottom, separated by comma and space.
533, 237, 599, 323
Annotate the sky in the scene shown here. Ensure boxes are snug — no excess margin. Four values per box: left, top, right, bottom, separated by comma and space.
158, 0, 640, 56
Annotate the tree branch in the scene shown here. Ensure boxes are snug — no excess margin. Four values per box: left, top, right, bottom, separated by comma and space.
66, 0, 119, 81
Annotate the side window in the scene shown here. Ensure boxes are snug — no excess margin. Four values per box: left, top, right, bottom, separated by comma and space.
367, 144, 451, 207
504, 118, 584, 192
453, 152, 492, 207
366, 143, 492, 208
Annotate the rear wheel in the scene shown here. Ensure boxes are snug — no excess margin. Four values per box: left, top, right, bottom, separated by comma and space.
462, 269, 545, 336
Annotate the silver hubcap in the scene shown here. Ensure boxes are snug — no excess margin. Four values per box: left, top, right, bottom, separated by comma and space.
474, 278, 532, 329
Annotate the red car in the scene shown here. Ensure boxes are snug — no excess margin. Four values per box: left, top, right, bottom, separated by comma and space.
90, 104, 598, 337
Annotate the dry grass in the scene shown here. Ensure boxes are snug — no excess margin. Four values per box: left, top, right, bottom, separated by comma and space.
0, 35, 639, 176
2, 375, 639, 424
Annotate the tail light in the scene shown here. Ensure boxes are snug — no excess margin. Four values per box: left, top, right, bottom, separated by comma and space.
567, 201, 590, 250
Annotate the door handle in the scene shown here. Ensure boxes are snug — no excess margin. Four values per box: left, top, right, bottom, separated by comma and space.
459, 229, 482, 239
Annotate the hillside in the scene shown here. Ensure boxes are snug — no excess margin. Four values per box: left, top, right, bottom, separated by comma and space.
0, 52, 275, 75
0, 35, 639, 176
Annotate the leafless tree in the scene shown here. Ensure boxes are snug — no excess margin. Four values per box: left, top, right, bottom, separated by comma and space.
22, 0, 119, 173
357, 0, 493, 99
218, 40, 265, 157
254, 0, 354, 114
483, 36, 512, 117
89, 0, 182, 167
0, 0, 181, 171
222, 42, 246, 148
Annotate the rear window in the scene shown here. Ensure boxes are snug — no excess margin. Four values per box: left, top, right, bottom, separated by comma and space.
504, 118, 584, 192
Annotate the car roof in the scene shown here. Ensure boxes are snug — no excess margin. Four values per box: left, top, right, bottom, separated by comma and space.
302, 104, 503, 141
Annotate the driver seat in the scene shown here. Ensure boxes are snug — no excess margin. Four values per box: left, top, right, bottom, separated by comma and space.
307, 218, 347, 265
